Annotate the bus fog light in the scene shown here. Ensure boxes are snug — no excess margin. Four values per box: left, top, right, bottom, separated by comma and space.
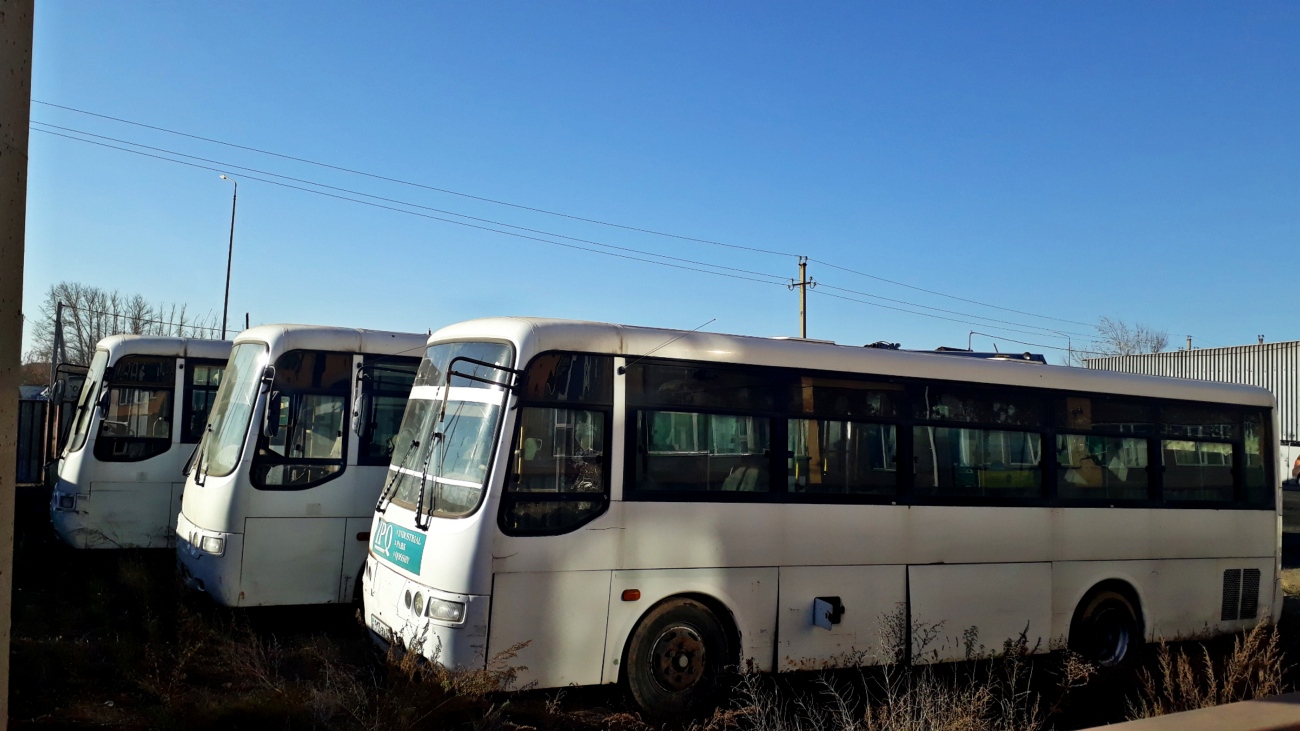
413, 592, 425, 616
199, 536, 225, 555
55, 493, 76, 511
427, 598, 465, 623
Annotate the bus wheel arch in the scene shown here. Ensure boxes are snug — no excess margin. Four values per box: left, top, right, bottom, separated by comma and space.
620, 593, 739, 718
1069, 579, 1145, 668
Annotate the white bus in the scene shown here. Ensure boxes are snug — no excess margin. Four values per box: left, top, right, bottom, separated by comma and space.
177, 325, 426, 607
362, 318, 1280, 715
52, 335, 232, 549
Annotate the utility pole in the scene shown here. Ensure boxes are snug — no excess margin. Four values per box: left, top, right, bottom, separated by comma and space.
788, 256, 816, 338
0, 2, 35, 727
219, 175, 238, 339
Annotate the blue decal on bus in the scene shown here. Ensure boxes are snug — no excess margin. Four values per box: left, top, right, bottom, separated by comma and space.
372, 519, 425, 574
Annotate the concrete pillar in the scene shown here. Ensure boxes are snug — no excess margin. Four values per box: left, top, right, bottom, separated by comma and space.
0, 1, 35, 728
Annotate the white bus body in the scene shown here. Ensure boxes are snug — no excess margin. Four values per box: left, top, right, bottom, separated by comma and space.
52, 335, 232, 549
177, 325, 426, 607
363, 319, 1280, 712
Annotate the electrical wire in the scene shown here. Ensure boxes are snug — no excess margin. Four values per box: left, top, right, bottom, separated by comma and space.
31, 100, 1111, 335
33, 127, 787, 288
34, 123, 1121, 347
32, 121, 790, 285
33, 99, 797, 258
59, 302, 222, 334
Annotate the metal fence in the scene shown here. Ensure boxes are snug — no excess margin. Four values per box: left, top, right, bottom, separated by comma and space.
16, 398, 46, 484
1085, 340, 1300, 444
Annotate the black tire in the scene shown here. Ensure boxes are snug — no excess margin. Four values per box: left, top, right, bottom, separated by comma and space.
625, 598, 730, 719
1070, 589, 1141, 668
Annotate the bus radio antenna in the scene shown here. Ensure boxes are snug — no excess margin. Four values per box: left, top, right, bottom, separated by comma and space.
617, 318, 717, 375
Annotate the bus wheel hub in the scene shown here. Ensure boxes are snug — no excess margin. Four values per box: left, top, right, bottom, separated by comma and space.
652, 626, 706, 691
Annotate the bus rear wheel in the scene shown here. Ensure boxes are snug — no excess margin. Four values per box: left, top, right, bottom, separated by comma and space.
1071, 589, 1141, 668
625, 598, 729, 719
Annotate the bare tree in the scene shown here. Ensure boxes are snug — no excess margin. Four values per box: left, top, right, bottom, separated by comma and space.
1090, 316, 1170, 358
24, 281, 221, 366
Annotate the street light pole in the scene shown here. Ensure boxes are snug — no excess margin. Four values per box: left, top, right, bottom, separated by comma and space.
219, 175, 238, 339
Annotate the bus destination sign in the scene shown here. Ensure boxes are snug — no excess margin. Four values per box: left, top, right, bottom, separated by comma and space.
372, 518, 425, 574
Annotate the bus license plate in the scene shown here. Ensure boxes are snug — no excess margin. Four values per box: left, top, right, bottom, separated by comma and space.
370, 615, 393, 642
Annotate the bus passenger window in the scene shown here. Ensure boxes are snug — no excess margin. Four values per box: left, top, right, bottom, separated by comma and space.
1162, 440, 1233, 502
914, 426, 1042, 498
788, 419, 895, 495
252, 350, 351, 490
1244, 413, 1272, 507
502, 407, 607, 534
1056, 435, 1148, 501
635, 411, 770, 493
182, 362, 225, 443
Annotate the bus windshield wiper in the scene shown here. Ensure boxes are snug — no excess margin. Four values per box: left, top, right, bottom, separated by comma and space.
412, 430, 443, 531
375, 437, 420, 514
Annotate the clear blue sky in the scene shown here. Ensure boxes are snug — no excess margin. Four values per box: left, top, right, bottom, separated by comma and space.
22, 2, 1300, 361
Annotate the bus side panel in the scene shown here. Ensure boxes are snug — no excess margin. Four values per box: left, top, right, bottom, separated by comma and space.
1051, 557, 1275, 644
909, 563, 1052, 663
776, 565, 906, 671
603, 567, 779, 684
488, 570, 612, 688
241, 517, 347, 605
339, 517, 372, 602
88, 481, 177, 548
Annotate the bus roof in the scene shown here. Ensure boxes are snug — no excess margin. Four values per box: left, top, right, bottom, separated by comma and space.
96, 334, 232, 363
429, 317, 1275, 408
234, 324, 427, 357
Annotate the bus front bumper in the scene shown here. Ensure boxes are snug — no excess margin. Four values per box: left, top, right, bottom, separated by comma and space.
176, 511, 243, 606
363, 556, 490, 669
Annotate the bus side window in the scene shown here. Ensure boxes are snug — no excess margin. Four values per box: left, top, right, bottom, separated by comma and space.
500, 352, 614, 535
502, 407, 608, 534
1243, 412, 1273, 507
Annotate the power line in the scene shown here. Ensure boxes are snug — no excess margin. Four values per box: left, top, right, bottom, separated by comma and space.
816, 281, 1094, 338
34, 126, 1093, 346
31, 101, 1104, 337
32, 99, 798, 258
33, 127, 787, 289
35, 123, 1098, 343
60, 302, 223, 335
811, 258, 1094, 329
31, 121, 790, 285
812, 289, 1104, 344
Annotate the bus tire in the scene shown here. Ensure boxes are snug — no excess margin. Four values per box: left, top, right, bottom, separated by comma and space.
1070, 587, 1141, 668
625, 597, 729, 719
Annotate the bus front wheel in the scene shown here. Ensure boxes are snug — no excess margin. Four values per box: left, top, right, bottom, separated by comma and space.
1070, 588, 1141, 668
625, 598, 728, 718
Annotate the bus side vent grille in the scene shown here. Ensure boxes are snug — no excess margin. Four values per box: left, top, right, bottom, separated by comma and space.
1222, 569, 1243, 621
1241, 569, 1261, 620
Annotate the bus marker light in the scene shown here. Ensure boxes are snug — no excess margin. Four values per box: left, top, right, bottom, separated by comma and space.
621, 589, 641, 602
404, 589, 413, 609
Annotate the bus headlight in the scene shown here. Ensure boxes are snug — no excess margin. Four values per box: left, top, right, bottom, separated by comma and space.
199, 536, 225, 556
413, 592, 425, 616
426, 598, 465, 623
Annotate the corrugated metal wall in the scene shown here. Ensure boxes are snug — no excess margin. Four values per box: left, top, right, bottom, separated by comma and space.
1085, 340, 1300, 444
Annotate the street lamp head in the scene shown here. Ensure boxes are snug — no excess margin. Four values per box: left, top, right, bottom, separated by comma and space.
219, 174, 229, 180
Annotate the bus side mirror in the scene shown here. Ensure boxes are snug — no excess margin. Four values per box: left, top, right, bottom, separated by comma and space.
96, 386, 110, 415
263, 391, 282, 439
351, 392, 370, 437
261, 365, 276, 384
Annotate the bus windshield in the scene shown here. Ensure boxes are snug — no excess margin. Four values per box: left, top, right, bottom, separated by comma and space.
388, 341, 514, 519
201, 342, 269, 478
65, 350, 109, 455
94, 355, 176, 462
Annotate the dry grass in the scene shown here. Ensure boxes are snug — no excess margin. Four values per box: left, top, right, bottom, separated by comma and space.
1126, 621, 1289, 719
